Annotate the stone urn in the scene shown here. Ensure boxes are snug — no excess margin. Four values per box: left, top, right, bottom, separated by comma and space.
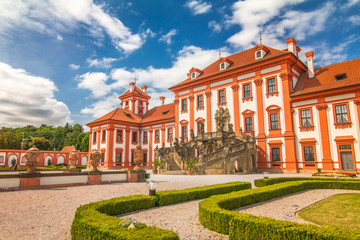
24, 145, 41, 173
90, 149, 101, 171
69, 147, 78, 169
133, 144, 143, 170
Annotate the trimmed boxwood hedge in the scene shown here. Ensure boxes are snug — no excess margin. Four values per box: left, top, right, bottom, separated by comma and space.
199, 180, 360, 240
254, 177, 359, 187
71, 181, 250, 239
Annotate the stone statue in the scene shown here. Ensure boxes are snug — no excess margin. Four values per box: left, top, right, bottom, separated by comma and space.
89, 149, 101, 171
133, 144, 143, 170
215, 107, 230, 131
197, 121, 205, 134
190, 129, 195, 140
24, 145, 41, 173
69, 146, 78, 169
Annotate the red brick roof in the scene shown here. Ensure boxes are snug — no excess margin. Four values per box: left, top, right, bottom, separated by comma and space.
61, 145, 75, 153
170, 45, 289, 89
292, 58, 360, 96
87, 108, 143, 125
119, 86, 151, 99
141, 103, 175, 124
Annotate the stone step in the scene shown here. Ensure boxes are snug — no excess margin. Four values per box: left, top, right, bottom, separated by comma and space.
161, 170, 186, 175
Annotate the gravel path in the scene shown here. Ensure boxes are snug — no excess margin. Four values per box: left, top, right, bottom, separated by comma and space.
120, 200, 227, 240
236, 189, 360, 223
0, 172, 313, 240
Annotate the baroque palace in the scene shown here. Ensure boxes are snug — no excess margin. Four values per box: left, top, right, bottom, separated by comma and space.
87, 38, 360, 173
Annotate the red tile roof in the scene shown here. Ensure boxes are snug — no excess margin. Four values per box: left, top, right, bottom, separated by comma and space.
87, 108, 143, 125
141, 103, 175, 124
292, 58, 360, 96
61, 145, 75, 153
119, 86, 151, 99
170, 45, 290, 89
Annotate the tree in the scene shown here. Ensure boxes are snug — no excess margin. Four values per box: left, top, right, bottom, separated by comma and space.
0, 132, 21, 149
81, 134, 89, 152
32, 137, 51, 150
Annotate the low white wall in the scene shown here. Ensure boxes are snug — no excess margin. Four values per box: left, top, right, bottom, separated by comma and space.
102, 173, 127, 182
40, 175, 88, 186
0, 178, 20, 188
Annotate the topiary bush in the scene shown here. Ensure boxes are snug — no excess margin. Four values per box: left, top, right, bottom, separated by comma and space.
254, 177, 359, 187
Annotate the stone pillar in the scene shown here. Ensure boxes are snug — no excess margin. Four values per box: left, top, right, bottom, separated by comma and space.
205, 89, 212, 132
105, 125, 114, 169
149, 128, 153, 166
125, 128, 130, 167
231, 80, 240, 134
316, 102, 333, 170
254, 78, 267, 169
189, 94, 194, 131
174, 98, 179, 139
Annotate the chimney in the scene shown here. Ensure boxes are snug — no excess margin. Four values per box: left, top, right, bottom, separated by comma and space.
160, 96, 165, 105
305, 51, 314, 78
286, 38, 297, 55
129, 82, 135, 92
141, 86, 148, 93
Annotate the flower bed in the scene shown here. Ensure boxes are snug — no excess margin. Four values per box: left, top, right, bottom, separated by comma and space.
254, 177, 359, 187
71, 181, 250, 239
199, 179, 360, 240
313, 172, 357, 177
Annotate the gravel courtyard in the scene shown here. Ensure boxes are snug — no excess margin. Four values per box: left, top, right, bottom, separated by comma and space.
0, 172, 329, 240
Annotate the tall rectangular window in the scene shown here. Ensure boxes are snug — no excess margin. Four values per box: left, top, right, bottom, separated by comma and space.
143, 132, 148, 143
267, 78, 276, 93
335, 104, 348, 123
271, 148, 280, 162
93, 132, 97, 142
219, 90, 225, 103
102, 130, 106, 141
245, 117, 253, 132
101, 153, 105, 163
243, 84, 251, 98
138, 101, 142, 106
168, 128, 173, 140
132, 132, 137, 143
182, 126, 187, 139
155, 130, 160, 141
143, 153, 147, 164
301, 109, 312, 126
182, 99, 187, 111
270, 113, 279, 129
116, 130, 123, 141
116, 152, 122, 163
197, 95, 203, 108
303, 146, 315, 162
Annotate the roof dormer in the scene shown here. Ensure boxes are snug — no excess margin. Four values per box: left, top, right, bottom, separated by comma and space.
219, 57, 233, 71
188, 67, 204, 79
253, 45, 270, 60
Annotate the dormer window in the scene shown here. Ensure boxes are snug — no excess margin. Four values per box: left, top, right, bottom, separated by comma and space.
191, 72, 196, 79
220, 62, 226, 70
256, 51, 262, 59
335, 73, 347, 81
254, 45, 269, 60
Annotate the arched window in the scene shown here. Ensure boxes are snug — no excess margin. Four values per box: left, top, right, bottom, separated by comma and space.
256, 51, 262, 58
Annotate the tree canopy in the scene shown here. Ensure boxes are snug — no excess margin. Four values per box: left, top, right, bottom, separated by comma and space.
0, 123, 89, 151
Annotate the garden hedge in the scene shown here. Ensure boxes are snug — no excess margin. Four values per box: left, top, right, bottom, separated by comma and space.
254, 177, 360, 187
71, 181, 250, 239
199, 180, 360, 240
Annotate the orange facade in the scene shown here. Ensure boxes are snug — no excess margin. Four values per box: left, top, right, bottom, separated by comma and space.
88, 38, 360, 172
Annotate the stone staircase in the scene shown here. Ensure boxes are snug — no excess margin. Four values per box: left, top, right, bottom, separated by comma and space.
161, 170, 186, 175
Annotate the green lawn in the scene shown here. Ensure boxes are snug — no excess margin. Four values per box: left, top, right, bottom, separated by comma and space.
297, 193, 360, 232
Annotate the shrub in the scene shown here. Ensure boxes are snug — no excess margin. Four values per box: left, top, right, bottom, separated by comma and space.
47, 159, 52, 166
199, 180, 360, 239
156, 182, 251, 206
313, 172, 356, 177
11, 158, 16, 167
254, 177, 359, 187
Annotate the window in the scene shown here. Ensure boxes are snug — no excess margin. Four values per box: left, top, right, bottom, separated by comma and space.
116, 130, 123, 141
102, 130, 106, 141
143, 132, 148, 143
155, 130, 160, 141
182, 99, 187, 111
300, 109, 312, 126
191, 72, 196, 79
93, 132, 97, 142
116, 152, 122, 163
218, 90, 225, 104
245, 117, 253, 132
270, 114, 279, 129
267, 78, 276, 93
138, 109, 143, 115
168, 128, 173, 140
182, 126, 187, 139
243, 84, 251, 99
138, 101, 142, 106
335, 73, 347, 81
197, 95, 203, 108
271, 148, 281, 162
339, 144, 351, 150
143, 153, 147, 164
220, 62, 225, 70
303, 146, 315, 162
0, 156, 4, 164
101, 153, 105, 163
132, 132, 137, 143
126, 101, 129, 106
335, 104, 348, 123
256, 51, 262, 59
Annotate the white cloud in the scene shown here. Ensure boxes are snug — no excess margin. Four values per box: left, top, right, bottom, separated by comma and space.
349, 15, 360, 25
69, 64, 80, 70
56, 35, 63, 40
185, 0, 212, 15
0, 0, 145, 53
77, 72, 111, 98
208, 20, 222, 33
81, 93, 120, 118
0, 62, 71, 127
87, 57, 118, 69
159, 29, 177, 45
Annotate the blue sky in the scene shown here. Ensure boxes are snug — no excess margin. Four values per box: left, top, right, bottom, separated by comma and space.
0, 0, 359, 130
